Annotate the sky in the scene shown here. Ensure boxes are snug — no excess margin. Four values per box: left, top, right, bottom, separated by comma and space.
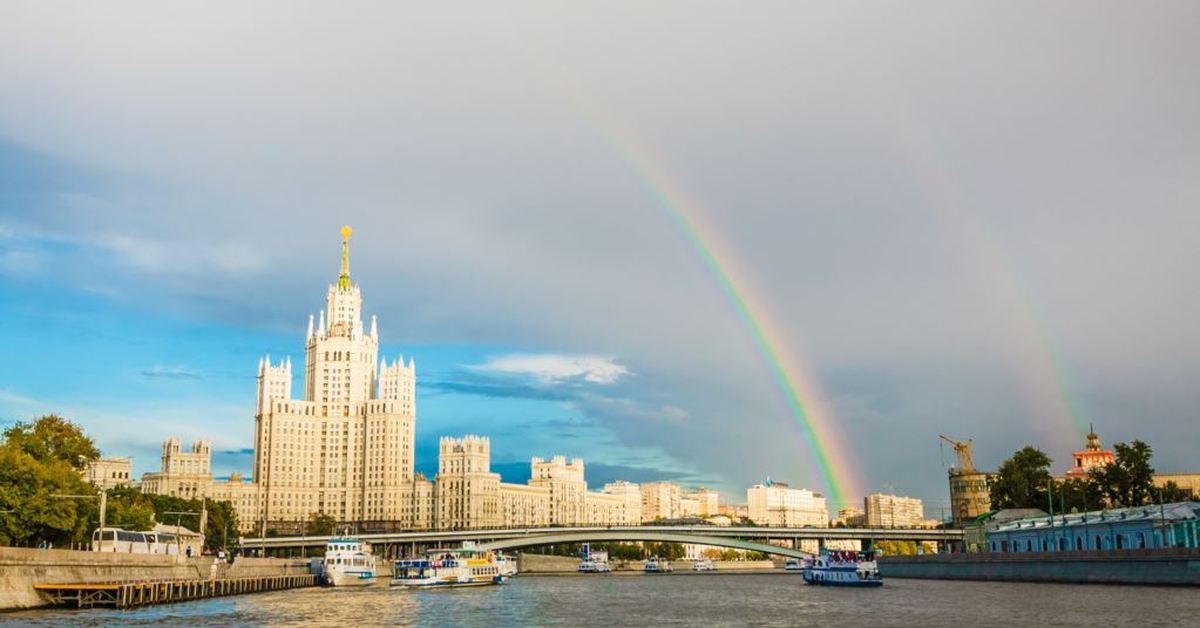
0, 2, 1197, 512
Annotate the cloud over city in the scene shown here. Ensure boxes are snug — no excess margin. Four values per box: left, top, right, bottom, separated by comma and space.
0, 2, 1197, 507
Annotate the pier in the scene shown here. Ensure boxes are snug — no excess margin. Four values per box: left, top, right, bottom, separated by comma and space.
33, 573, 318, 609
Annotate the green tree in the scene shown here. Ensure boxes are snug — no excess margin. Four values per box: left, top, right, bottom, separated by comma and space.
0, 443, 96, 546
3, 415, 100, 471
1058, 477, 1105, 513
1157, 481, 1192, 503
305, 512, 337, 536
990, 446, 1053, 510
1090, 440, 1155, 507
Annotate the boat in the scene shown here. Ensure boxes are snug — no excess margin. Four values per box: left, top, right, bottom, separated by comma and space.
692, 559, 717, 571
801, 550, 883, 587
391, 547, 504, 588
784, 558, 803, 571
578, 556, 612, 573
643, 556, 673, 573
322, 537, 377, 587
495, 552, 519, 579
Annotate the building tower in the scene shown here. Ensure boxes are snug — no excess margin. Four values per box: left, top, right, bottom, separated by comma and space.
252, 226, 419, 533
435, 436, 501, 530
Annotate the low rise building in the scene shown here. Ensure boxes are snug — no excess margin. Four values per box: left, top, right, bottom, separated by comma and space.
985, 502, 1200, 553
83, 456, 134, 489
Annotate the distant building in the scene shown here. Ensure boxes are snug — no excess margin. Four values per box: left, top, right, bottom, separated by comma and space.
834, 507, 865, 527
746, 481, 828, 527
985, 502, 1200, 553
864, 493, 925, 528
640, 482, 683, 521
141, 439, 212, 499
435, 435, 501, 530
686, 488, 720, 517
530, 456, 587, 526
602, 481, 643, 525
1153, 473, 1200, 499
83, 457, 133, 489
1065, 428, 1115, 479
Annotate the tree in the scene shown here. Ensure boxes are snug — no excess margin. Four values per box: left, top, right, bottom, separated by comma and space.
990, 446, 1053, 510
305, 512, 337, 536
3, 415, 100, 471
1157, 481, 1192, 503
1058, 477, 1105, 514
1090, 440, 1155, 507
0, 443, 96, 546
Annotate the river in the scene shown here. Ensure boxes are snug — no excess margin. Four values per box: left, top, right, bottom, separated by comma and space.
3, 574, 1194, 627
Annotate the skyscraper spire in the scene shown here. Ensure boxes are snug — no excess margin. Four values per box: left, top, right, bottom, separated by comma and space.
306, 314, 314, 341
337, 225, 353, 290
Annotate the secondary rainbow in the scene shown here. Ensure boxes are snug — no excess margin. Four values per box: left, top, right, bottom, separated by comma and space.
591, 127, 861, 506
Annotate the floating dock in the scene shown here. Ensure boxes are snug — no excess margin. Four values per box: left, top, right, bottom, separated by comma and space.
33, 573, 318, 609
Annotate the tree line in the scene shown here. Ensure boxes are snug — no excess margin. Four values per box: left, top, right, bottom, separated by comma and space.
0, 415, 238, 552
989, 439, 1191, 513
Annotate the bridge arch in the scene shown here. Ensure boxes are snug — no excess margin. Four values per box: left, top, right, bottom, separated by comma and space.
475, 530, 811, 559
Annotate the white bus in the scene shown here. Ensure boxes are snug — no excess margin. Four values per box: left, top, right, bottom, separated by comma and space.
91, 527, 205, 555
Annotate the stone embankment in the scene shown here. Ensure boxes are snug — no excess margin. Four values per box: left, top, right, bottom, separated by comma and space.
516, 553, 776, 574
880, 548, 1200, 585
0, 546, 311, 610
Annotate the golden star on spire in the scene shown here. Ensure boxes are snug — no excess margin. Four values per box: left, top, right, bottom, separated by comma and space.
341, 225, 353, 240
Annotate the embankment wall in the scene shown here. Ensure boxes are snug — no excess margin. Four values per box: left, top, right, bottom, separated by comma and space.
0, 547, 309, 610
880, 548, 1200, 585
515, 553, 774, 573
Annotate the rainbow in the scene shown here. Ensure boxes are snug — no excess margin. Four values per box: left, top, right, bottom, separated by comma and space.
875, 103, 1090, 448
589, 125, 861, 507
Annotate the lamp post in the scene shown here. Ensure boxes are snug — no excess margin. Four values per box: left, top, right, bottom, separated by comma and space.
163, 510, 200, 555
51, 489, 109, 548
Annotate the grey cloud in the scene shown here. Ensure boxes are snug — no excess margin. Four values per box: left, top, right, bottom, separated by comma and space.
0, 2, 1196, 506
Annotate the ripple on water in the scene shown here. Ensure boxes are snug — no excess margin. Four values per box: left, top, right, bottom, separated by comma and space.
3, 574, 1195, 627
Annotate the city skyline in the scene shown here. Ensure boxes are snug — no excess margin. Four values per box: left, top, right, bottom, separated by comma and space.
2, 3, 1199, 510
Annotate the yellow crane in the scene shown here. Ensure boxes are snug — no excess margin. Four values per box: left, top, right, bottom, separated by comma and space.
939, 434, 976, 472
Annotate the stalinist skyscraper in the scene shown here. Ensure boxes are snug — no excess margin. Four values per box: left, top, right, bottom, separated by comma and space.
252, 226, 428, 532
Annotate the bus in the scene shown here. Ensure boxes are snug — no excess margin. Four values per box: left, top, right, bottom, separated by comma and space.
92, 526, 205, 555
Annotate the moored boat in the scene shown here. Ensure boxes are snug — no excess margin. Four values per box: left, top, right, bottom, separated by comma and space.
322, 537, 378, 587
784, 558, 803, 571
801, 550, 883, 587
692, 559, 717, 571
391, 548, 504, 588
643, 556, 673, 573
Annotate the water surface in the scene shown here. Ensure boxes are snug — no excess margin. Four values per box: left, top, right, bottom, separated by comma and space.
4, 574, 1194, 627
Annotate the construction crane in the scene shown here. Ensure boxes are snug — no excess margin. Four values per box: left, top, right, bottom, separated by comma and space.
939, 435, 975, 472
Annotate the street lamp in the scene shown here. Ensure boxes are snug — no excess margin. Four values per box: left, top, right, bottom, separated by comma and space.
51, 489, 109, 548
164, 510, 200, 555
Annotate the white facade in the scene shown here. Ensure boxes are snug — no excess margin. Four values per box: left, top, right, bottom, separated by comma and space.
864, 493, 925, 528
746, 482, 828, 527
251, 226, 421, 530
640, 482, 683, 521
83, 457, 134, 489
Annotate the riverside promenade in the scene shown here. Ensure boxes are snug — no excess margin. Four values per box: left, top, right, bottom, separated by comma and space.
880, 548, 1200, 585
0, 546, 313, 610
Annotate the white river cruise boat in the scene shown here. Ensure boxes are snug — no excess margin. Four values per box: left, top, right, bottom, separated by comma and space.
322, 537, 378, 587
802, 550, 883, 587
391, 548, 504, 588
643, 557, 673, 573
495, 552, 519, 579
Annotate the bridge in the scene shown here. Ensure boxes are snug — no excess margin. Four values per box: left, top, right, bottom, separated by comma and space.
240, 526, 963, 560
